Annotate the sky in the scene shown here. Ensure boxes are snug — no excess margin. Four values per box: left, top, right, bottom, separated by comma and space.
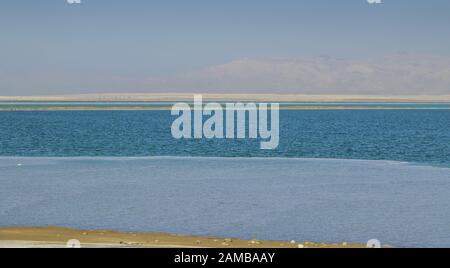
1, 0, 450, 95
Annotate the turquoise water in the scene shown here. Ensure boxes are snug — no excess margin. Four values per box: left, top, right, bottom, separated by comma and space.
0, 110, 449, 166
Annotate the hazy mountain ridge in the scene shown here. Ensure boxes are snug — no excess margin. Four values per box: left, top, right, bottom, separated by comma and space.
1, 54, 450, 96
149, 54, 450, 94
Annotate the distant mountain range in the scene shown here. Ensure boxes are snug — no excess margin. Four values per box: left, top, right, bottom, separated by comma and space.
145, 53, 450, 95
1, 53, 450, 96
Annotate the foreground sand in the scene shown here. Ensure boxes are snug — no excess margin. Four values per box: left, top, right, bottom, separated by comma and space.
0, 227, 366, 248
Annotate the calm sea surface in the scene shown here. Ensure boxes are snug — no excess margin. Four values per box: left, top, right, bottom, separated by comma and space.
0, 109, 449, 166
0, 157, 449, 247
1, 106, 450, 247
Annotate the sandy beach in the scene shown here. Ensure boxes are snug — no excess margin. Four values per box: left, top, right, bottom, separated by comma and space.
0, 227, 366, 248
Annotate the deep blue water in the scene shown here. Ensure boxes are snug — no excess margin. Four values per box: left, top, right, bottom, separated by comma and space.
0, 110, 449, 166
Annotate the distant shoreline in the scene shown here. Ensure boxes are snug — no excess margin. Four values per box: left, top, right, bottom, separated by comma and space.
1, 93, 450, 102
1, 106, 450, 111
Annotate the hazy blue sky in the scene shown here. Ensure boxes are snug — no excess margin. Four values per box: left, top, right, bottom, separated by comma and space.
1, 0, 450, 95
